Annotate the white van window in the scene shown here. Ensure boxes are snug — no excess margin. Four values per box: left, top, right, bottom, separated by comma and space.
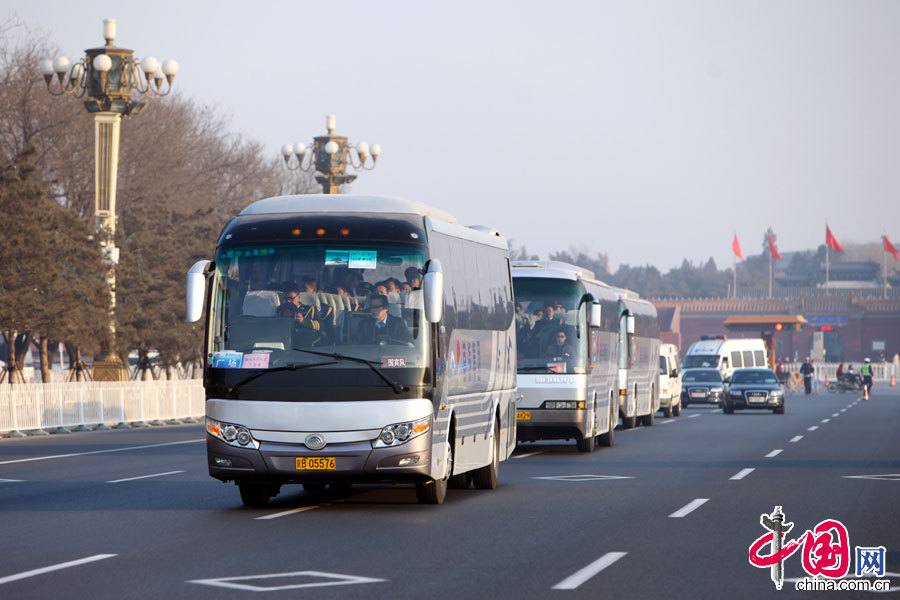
742, 350, 754, 368
754, 350, 765, 366
659, 356, 668, 374
683, 354, 719, 368
731, 351, 742, 368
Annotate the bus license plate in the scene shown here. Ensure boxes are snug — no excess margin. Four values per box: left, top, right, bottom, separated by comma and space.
295, 456, 336, 471
516, 411, 532, 421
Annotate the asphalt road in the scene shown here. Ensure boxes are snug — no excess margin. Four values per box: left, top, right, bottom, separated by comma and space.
1, 387, 898, 599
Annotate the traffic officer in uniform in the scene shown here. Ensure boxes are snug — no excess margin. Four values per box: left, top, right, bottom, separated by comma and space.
860, 358, 874, 396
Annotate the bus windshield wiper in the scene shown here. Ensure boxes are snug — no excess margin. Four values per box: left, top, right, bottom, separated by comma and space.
518, 366, 554, 373
227, 360, 338, 394
291, 348, 409, 394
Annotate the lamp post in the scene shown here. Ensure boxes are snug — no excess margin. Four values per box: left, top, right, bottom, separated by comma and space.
38, 18, 178, 381
282, 115, 381, 194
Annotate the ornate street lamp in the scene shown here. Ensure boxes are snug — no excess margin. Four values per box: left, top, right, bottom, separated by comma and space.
282, 114, 381, 194
38, 18, 179, 381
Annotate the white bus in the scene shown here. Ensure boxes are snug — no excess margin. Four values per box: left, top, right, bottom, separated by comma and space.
616, 293, 661, 428
186, 194, 517, 505
512, 261, 620, 452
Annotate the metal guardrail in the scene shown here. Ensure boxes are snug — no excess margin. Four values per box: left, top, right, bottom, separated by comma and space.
781, 362, 897, 382
0, 380, 205, 436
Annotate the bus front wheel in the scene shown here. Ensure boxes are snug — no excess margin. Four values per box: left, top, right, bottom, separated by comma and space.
417, 441, 452, 504
472, 419, 501, 489
239, 483, 279, 508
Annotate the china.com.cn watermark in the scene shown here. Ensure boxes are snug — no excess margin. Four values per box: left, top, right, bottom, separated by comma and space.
748, 505, 892, 592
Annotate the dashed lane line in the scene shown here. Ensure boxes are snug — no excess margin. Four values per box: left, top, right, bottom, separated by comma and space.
0, 439, 203, 466
832, 413, 840, 417
669, 498, 708, 518
255, 506, 319, 520
552, 552, 628, 590
765, 449, 783, 458
821, 418, 831, 423
0, 478, 24, 482
659, 419, 675, 424
789, 436, 803, 443
687, 414, 701, 419
808, 425, 819, 432
0, 554, 116, 586
106, 470, 185, 484
730, 468, 755, 481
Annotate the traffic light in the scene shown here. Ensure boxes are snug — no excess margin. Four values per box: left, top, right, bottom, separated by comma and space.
820, 325, 833, 332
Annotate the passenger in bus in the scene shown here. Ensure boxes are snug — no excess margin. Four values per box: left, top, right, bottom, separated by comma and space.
384, 279, 402, 305
302, 276, 318, 294
546, 329, 574, 359
360, 294, 412, 345
404, 266, 423, 290
277, 285, 333, 346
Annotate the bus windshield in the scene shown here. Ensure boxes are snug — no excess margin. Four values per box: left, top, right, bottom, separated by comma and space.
513, 278, 587, 374
209, 243, 428, 370
683, 354, 720, 369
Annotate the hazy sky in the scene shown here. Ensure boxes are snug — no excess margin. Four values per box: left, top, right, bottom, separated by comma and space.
7, 0, 900, 269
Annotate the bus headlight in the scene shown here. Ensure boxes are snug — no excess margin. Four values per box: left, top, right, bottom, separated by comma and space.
373, 416, 430, 448
206, 417, 259, 449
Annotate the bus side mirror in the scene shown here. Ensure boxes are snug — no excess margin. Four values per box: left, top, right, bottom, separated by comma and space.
186, 259, 212, 323
626, 314, 635, 334
423, 259, 444, 324
670, 369, 678, 378
590, 303, 602, 328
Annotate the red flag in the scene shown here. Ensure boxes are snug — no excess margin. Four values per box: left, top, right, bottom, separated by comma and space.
732, 234, 743, 260
884, 235, 900, 261
825, 225, 845, 253
768, 234, 782, 261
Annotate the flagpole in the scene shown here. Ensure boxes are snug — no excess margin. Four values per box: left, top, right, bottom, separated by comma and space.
733, 252, 737, 298
768, 249, 773, 299
885, 238, 889, 299
825, 243, 830, 289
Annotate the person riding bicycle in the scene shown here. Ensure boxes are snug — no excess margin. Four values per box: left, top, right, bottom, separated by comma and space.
860, 358, 874, 395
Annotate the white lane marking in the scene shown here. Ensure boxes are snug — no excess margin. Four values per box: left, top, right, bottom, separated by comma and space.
659, 419, 675, 424
765, 449, 783, 458
688, 414, 701, 419
552, 552, 628, 590
532, 475, 634, 482
106, 470, 185, 484
789, 435, 803, 443
188, 570, 385, 591
255, 506, 319, 520
730, 468, 755, 480
0, 478, 24, 482
669, 498, 708, 518
0, 439, 203, 466
807, 425, 819, 431
0, 554, 116, 586
821, 418, 830, 423
840, 409, 847, 413
513, 451, 544, 459
832, 413, 839, 417
842, 474, 900, 481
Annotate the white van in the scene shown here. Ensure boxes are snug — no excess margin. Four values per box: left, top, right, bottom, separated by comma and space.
658, 343, 682, 417
682, 337, 768, 381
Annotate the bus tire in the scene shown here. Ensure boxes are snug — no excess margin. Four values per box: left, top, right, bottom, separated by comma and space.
472, 419, 501, 489
576, 431, 595, 453
417, 441, 452, 504
239, 483, 278, 508
641, 410, 655, 426
622, 414, 637, 429
448, 473, 471, 489
598, 401, 615, 447
673, 400, 682, 417
663, 404, 673, 418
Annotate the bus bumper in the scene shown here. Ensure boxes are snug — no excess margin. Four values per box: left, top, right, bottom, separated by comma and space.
515, 409, 588, 442
206, 433, 433, 484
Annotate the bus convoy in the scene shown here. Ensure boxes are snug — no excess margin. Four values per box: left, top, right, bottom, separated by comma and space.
185, 194, 765, 505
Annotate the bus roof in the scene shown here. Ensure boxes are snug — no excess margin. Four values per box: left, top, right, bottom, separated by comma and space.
511, 260, 641, 302
240, 194, 459, 224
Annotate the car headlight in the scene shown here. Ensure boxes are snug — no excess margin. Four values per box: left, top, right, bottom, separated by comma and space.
543, 401, 585, 409
206, 417, 259, 449
373, 416, 431, 448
